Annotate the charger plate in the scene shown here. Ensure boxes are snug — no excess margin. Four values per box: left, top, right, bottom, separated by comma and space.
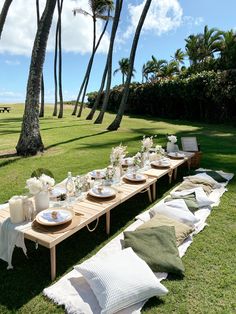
88, 187, 116, 198
36, 208, 74, 226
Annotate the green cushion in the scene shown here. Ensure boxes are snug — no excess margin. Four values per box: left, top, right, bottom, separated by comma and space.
123, 226, 185, 275
164, 194, 199, 212
195, 170, 227, 183
138, 213, 194, 245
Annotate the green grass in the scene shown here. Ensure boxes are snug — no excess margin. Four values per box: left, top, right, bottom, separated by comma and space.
0, 104, 236, 313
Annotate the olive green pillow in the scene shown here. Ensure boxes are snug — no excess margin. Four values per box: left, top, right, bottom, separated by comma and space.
123, 226, 185, 275
195, 170, 227, 183
164, 194, 199, 212
138, 213, 194, 245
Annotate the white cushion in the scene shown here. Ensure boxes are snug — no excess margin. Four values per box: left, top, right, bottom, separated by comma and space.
75, 247, 168, 314
150, 199, 199, 226
184, 173, 221, 188
171, 187, 214, 207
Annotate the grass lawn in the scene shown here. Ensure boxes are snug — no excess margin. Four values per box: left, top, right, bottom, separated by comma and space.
0, 104, 236, 313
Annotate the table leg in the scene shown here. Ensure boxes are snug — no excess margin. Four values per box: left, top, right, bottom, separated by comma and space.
106, 211, 110, 235
147, 187, 152, 203
174, 168, 178, 180
168, 169, 173, 184
50, 246, 56, 281
152, 182, 156, 201
187, 159, 191, 171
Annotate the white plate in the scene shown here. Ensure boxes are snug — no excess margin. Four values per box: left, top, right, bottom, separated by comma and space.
122, 158, 134, 166
151, 161, 171, 168
124, 173, 146, 182
36, 208, 74, 226
168, 152, 185, 159
88, 187, 116, 198
50, 187, 66, 198
89, 170, 106, 179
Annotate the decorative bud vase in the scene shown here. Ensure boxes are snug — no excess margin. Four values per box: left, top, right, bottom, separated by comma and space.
34, 190, 49, 213
167, 142, 178, 153
113, 165, 122, 184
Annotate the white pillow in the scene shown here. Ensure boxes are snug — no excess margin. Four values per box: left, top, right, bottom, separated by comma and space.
171, 187, 214, 207
149, 199, 199, 226
75, 247, 168, 314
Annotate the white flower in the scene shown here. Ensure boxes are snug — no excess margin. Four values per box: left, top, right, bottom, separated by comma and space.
110, 144, 127, 166
156, 145, 165, 155
39, 174, 55, 187
133, 152, 142, 166
26, 173, 55, 195
168, 135, 177, 143
26, 177, 43, 195
141, 136, 153, 152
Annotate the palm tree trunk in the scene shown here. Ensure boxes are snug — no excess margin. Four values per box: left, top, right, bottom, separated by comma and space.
0, 0, 13, 39
77, 14, 110, 117
16, 0, 57, 156
52, 18, 59, 116
107, 0, 151, 131
86, 61, 108, 120
36, 0, 45, 118
57, 0, 64, 119
94, 0, 123, 124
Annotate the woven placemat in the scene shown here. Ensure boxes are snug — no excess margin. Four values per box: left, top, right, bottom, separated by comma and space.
32, 213, 83, 234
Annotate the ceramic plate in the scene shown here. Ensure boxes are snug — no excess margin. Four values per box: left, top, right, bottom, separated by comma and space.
124, 173, 146, 182
88, 187, 116, 198
89, 170, 106, 179
36, 208, 74, 226
50, 187, 66, 198
168, 152, 185, 159
151, 161, 171, 168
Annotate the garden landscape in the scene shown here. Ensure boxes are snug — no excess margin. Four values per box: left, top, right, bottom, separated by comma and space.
0, 1, 236, 314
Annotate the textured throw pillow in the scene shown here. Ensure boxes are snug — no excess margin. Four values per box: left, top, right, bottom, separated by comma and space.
184, 173, 221, 189
195, 170, 227, 183
176, 181, 212, 195
171, 187, 214, 208
164, 194, 199, 212
75, 247, 168, 314
150, 199, 199, 226
137, 213, 194, 245
124, 226, 185, 275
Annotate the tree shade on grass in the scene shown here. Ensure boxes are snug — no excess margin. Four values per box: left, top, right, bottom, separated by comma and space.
0, 105, 236, 313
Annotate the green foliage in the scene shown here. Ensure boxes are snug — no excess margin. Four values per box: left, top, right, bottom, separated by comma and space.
92, 70, 236, 123
31, 168, 54, 178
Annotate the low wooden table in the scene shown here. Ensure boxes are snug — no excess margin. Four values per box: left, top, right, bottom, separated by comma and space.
0, 176, 156, 281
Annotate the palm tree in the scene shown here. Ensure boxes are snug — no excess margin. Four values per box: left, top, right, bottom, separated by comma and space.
16, 0, 57, 156
72, 0, 114, 117
185, 34, 201, 66
0, 0, 13, 39
86, 0, 123, 121
171, 48, 185, 71
107, 0, 152, 131
199, 25, 223, 62
57, 0, 64, 119
113, 58, 135, 84
219, 30, 236, 69
159, 60, 178, 79
143, 56, 167, 81
36, 0, 45, 118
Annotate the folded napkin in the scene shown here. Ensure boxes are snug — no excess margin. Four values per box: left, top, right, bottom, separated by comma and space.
0, 217, 30, 269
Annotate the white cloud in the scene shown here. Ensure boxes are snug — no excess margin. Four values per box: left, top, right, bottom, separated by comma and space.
0, 0, 110, 56
123, 0, 183, 39
5, 59, 20, 65
183, 16, 204, 27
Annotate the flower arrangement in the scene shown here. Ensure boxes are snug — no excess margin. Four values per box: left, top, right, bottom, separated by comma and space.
141, 136, 153, 152
167, 135, 177, 143
110, 144, 127, 166
133, 152, 142, 167
26, 174, 55, 195
155, 145, 165, 155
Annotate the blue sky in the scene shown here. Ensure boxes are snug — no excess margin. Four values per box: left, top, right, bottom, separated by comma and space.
0, 0, 235, 103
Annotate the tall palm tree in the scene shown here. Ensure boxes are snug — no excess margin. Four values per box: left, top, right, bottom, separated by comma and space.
143, 56, 167, 81
36, 0, 45, 118
185, 34, 201, 65
107, 0, 152, 131
199, 25, 223, 62
86, 0, 123, 121
0, 0, 13, 39
72, 0, 114, 117
93, 0, 123, 124
113, 57, 134, 84
159, 60, 178, 79
57, 0, 64, 119
16, 0, 57, 156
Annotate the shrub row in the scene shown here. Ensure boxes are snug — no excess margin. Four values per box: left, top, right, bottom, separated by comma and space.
88, 70, 236, 123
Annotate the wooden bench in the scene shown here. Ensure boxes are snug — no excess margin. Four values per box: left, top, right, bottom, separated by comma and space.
0, 106, 11, 113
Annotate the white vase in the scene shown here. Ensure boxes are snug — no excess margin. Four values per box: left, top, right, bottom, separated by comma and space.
113, 165, 122, 184
34, 190, 49, 213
